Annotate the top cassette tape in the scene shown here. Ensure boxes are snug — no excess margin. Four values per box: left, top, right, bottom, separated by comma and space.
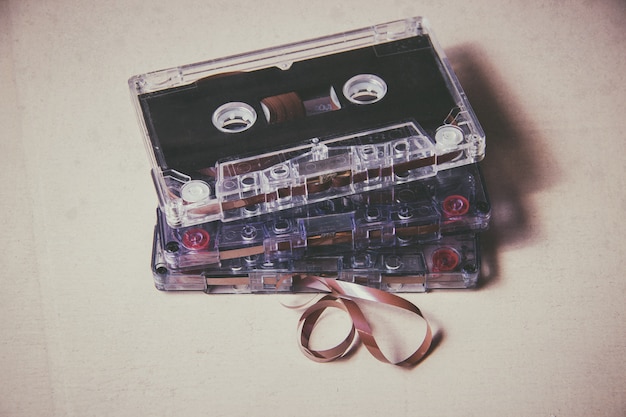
129, 16, 486, 227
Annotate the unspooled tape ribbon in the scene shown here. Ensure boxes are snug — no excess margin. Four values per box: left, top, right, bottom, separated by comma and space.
284, 275, 433, 367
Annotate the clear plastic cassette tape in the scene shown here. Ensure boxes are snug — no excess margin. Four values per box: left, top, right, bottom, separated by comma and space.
158, 164, 490, 271
129, 16, 486, 227
152, 224, 480, 293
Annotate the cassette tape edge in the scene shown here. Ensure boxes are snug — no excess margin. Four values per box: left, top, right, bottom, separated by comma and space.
151, 221, 482, 294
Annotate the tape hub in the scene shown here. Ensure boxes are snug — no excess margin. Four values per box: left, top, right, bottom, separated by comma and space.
212, 102, 257, 133
343, 74, 388, 105
385, 255, 403, 270
398, 206, 413, 219
396, 189, 417, 203
241, 225, 258, 240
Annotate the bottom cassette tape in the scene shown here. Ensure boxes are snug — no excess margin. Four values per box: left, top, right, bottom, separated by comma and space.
158, 163, 490, 272
151, 224, 481, 294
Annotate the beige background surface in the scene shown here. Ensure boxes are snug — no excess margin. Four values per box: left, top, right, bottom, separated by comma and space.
1, 0, 625, 416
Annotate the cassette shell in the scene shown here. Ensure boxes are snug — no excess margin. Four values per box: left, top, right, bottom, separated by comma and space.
151, 223, 481, 293
156, 164, 490, 272
129, 16, 486, 228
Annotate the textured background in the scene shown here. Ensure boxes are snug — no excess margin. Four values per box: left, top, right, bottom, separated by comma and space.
1, 0, 625, 416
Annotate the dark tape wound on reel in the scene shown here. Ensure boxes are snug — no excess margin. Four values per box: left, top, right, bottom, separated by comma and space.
261, 92, 306, 124
261, 86, 341, 124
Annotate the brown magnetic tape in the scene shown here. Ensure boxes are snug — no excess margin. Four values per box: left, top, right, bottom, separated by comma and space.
283, 275, 433, 366
261, 92, 306, 124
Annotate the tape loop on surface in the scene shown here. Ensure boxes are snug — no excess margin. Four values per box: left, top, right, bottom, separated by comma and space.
289, 276, 433, 367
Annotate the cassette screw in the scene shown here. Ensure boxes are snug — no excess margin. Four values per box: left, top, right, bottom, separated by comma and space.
385, 255, 402, 270
165, 242, 180, 253
243, 204, 260, 214
241, 225, 258, 240
462, 264, 477, 273
316, 200, 334, 214
396, 189, 416, 203
476, 201, 489, 213
398, 206, 413, 219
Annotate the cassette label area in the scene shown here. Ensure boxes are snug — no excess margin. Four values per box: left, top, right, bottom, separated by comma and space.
130, 17, 486, 227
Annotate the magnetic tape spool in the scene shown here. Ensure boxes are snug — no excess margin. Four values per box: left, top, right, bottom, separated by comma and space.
261, 92, 305, 124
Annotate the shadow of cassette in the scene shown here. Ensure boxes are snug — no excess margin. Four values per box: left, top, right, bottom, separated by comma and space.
447, 44, 561, 289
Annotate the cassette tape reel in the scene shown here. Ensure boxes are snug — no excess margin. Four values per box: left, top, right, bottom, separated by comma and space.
130, 17, 486, 227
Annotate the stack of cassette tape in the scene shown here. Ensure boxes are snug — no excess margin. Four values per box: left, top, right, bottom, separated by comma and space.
129, 16, 491, 295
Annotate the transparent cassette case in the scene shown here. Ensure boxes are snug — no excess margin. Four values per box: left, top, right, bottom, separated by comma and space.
130, 17, 486, 227
152, 225, 481, 293
157, 164, 490, 271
